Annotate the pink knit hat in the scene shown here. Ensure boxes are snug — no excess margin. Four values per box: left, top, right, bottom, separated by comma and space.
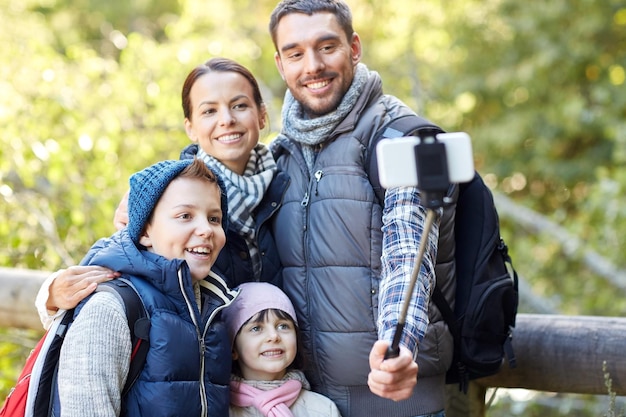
222, 282, 298, 345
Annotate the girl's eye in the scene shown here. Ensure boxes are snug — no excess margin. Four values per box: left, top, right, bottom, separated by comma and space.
178, 213, 191, 220
209, 216, 221, 224
277, 322, 291, 331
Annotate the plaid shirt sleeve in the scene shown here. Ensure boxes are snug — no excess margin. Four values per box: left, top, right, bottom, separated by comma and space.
377, 185, 441, 356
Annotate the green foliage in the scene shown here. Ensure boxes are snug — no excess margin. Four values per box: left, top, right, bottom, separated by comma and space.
0, 328, 41, 398
414, 0, 626, 319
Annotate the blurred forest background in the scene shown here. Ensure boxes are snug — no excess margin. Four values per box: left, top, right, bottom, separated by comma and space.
1, 0, 625, 415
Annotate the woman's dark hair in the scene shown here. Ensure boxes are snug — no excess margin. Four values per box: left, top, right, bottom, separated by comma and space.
181, 57, 265, 121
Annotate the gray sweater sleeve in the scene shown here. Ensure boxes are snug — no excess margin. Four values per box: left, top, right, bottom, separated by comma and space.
58, 291, 132, 417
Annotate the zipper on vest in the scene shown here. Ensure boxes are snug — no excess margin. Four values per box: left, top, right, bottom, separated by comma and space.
301, 170, 324, 205
198, 315, 211, 416
301, 191, 310, 206
176, 265, 208, 416
314, 170, 323, 195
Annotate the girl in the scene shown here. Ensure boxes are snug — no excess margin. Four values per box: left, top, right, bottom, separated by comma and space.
222, 282, 341, 417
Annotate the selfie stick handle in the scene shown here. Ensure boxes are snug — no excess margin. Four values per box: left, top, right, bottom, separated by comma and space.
384, 208, 436, 359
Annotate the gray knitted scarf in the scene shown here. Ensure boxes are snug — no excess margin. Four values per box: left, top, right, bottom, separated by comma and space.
280, 63, 369, 173
197, 143, 276, 279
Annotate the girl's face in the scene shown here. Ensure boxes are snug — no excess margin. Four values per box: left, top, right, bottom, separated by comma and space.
233, 309, 297, 381
184, 71, 266, 175
139, 177, 226, 283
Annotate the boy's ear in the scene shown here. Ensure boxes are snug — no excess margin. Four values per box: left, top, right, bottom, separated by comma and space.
138, 230, 153, 248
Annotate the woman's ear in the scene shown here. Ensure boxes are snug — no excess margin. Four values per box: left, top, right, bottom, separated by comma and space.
259, 104, 268, 131
184, 118, 197, 143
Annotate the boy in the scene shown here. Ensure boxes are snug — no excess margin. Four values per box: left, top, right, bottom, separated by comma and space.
57, 158, 236, 417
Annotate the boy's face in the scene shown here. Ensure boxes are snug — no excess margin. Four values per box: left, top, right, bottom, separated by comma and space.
273, 12, 361, 117
139, 177, 225, 282
233, 310, 297, 381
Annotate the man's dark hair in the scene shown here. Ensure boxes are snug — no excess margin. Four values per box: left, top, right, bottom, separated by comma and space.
269, 0, 354, 52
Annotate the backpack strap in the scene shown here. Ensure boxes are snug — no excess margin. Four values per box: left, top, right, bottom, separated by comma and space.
498, 238, 519, 369
32, 279, 150, 417
431, 284, 467, 389
32, 309, 76, 417
96, 279, 150, 397
366, 114, 445, 204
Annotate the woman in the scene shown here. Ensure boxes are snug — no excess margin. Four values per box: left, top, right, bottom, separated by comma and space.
178, 57, 286, 288
36, 57, 287, 327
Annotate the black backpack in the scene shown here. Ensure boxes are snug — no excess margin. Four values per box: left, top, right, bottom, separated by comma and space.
366, 114, 519, 393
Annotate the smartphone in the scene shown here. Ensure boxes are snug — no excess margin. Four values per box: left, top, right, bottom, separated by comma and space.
376, 132, 475, 189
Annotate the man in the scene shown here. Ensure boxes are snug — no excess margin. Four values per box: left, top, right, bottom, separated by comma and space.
267, 1, 455, 416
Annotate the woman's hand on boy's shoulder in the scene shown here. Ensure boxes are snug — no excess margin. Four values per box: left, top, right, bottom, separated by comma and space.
113, 189, 130, 230
48, 266, 120, 311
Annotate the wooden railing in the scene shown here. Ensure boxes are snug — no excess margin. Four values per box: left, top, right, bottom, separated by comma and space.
2, 267, 625, 417
445, 314, 626, 417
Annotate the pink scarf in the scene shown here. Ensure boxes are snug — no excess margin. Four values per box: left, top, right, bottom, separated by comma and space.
230, 379, 302, 417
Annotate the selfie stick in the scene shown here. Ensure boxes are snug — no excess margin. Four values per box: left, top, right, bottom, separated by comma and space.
384, 208, 437, 359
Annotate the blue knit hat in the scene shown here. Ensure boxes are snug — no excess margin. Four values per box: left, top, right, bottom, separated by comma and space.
127, 159, 228, 244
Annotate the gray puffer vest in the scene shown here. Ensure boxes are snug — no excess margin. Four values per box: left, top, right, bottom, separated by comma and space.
270, 72, 456, 417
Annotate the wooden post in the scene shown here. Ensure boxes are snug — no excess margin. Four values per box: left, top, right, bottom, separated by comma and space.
0, 267, 48, 330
